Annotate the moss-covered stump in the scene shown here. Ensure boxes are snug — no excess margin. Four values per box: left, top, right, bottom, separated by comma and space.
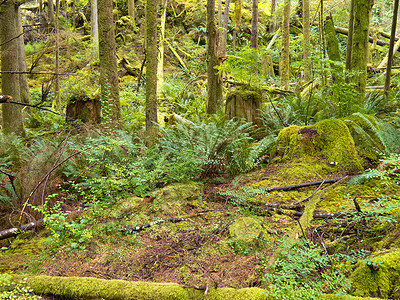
350, 250, 400, 299
66, 96, 101, 124
273, 119, 363, 172
225, 89, 263, 126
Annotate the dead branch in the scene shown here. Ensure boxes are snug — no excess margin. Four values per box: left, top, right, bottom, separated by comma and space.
262, 177, 342, 193
0, 219, 44, 240
294, 176, 328, 205
122, 217, 189, 232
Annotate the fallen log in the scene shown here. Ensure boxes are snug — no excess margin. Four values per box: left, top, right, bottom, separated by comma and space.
262, 177, 342, 193
0, 219, 44, 240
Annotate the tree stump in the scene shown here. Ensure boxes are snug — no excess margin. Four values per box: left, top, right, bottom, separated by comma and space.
225, 89, 262, 126
66, 96, 101, 124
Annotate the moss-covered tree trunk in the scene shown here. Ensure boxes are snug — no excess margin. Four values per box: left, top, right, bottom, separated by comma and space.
219, 0, 230, 58
91, 0, 99, 58
98, 0, 121, 124
206, 0, 223, 114
251, 0, 259, 49
145, 0, 158, 145
345, 0, 355, 77
384, 0, 399, 98
325, 15, 343, 81
128, 0, 135, 20
0, 0, 24, 135
302, 0, 311, 82
54, 0, 60, 104
279, 0, 290, 89
17, 7, 30, 105
351, 0, 374, 103
269, 0, 277, 33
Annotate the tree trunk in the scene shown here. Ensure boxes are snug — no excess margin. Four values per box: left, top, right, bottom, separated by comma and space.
251, 0, 259, 48
232, 0, 242, 54
219, 0, 230, 59
157, 0, 167, 97
225, 89, 262, 126
91, 0, 99, 58
206, 0, 223, 114
98, 0, 121, 124
345, 0, 355, 78
17, 7, 30, 106
145, 0, 158, 145
384, 0, 399, 98
279, 0, 290, 89
54, 0, 60, 104
269, 0, 277, 33
302, 0, 311, 82
0, 0, 25, 135
351, 0, 374, 104
48, 0, 54, 24
325, 15, 342, 80
128, 0, 136, 19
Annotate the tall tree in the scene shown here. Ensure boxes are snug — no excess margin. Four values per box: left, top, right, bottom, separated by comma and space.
91, 0, 99, 58
302, 0, 311, 81
251, 0, 259, 48
345, 0, 355, 72
351, 0, 374, 103
17, 7, 30, 105
157, 0, 167, 97
219, 0, 230, 59
269, 0, 277, 33
0, 0, 25, 135
98, 0, 121, 124
384, 0, 399, 98
279, 0, 290, 89
232, 0, 242, 54
145, 0, 158, 145
54, 0, 60, 104
206, 0, 223, 114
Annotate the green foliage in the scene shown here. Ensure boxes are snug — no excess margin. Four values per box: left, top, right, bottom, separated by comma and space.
264, 239, 351, 300
0, 273, 38, 300
32, 201, 93, 250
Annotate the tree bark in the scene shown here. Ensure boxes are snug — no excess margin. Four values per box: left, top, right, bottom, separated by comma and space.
157, 0, 167, 97
232, 0, 242, 54
0, 0, 25, 135
98, 0, 121, 124
351, 0, 374, 104
279, 0, 290, 89
145, 0, 158, 145
384, 0, 399, 98
270, 0, 277, 33
48, 0, 54, 24
54, 0, 60, 104
128, 0, 136, 20
17, 7, 30, 106
219, 0, 230, 59
345, 0, 355, 72
325, 15, 342, 80
302, 0, 311, 82
91, 0, 99, 58
206, 0, 223, 114
251, 0, 259, 49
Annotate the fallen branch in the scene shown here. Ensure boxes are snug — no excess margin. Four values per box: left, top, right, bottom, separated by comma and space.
262, 177, 342, 193
294, 176, 328, 205
122, 217, 189, 232
0, 219, 44, 240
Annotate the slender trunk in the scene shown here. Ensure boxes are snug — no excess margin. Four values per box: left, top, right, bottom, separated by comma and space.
319, 0, 326, 85
206, 0, 223, 114
220, 0, 230, 58
128, 0, 135, 19
302, 0, 311, 81
270, 0, 277, 33
0, 0, 24, 135
384, 0, 399, 98
279, 0, 290, 89
345, 0, 354, 77
145, 0, 158, 145
325, 15, 342, 80
17, 7, 30, 105
54, 0, 60, 104
351, 0, 374, 104
48, 0, 54, 24
157, 0, 167, 97
98, 0, 121, 124
91, 0, 99, 58
251, 0, 259, 49
232, 0, 242, 54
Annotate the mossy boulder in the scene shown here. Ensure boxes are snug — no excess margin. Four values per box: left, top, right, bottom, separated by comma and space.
350, 250, 400, 299
273, 119, 363, 172
227, 216, 272, 255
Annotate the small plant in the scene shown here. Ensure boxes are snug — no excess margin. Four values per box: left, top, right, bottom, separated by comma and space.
0, 273, 39, 300
264, 239, 351, 300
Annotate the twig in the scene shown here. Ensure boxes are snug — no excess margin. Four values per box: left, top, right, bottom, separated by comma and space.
0, 97, 65, 117
294, 176, 328, 205
0, 168, 17, 196
0, 71, 76, 76
267, 93, 287, 127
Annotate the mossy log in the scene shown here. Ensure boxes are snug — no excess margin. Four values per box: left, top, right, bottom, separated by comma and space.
225, 89, 262, 126
272, 119, 363, 172
66, 97, 101, 123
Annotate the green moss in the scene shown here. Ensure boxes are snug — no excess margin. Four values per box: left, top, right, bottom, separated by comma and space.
350, 251, 400, 299
227, 216, 272, 255
273, 119, 363, 172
